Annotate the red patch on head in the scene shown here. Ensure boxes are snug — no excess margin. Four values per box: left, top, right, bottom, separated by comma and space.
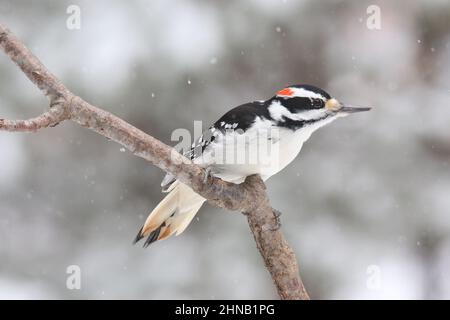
277, 87, 295, 97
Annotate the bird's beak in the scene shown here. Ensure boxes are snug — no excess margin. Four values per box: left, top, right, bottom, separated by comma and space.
339, 104, 372, 114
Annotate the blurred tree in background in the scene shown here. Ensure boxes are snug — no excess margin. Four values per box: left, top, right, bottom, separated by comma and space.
0, 0, 449, 299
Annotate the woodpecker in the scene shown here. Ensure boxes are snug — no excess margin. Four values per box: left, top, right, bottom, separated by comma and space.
134, 84, 370, 247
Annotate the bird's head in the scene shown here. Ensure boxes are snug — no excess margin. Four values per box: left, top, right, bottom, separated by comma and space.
268, 84, 371, 130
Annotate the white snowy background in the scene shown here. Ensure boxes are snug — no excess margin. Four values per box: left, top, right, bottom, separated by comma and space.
0, 0, 449, 299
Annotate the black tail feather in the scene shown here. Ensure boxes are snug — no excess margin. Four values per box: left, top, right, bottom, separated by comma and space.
143, 223, 165, 248
134, 221, 167, 248
133, 226, 145, 245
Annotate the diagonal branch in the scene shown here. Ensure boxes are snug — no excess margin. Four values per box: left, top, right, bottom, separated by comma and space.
0, 23, 309, 300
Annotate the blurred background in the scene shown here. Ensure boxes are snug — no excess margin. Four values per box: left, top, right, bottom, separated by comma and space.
0, 0, 449, 299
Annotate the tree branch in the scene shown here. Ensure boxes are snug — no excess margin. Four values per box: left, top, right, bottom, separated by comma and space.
0, 102, 69, 132
0, 24, 309, 300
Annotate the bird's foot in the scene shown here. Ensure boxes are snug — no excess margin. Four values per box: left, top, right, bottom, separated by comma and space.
270, 209, 282, 231
203, 167, 212, 184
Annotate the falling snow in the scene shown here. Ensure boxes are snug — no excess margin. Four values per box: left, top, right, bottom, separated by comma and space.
1, 0, 449, 301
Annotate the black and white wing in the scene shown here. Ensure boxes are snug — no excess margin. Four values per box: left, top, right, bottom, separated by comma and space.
160, 125, 219, 192
160, 100, 268, 192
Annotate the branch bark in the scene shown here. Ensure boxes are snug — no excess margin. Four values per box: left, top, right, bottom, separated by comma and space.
0, 24, 309, 300
0, 102, 69, 132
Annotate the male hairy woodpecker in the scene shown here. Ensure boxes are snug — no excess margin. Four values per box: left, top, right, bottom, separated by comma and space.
134, 84, 370, 247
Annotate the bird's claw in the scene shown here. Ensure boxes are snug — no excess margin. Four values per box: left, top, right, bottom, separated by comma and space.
203, 167, 212, 184
270, 209, 282, 231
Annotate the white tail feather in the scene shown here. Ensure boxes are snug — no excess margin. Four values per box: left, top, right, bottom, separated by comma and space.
137, 181, 205, 245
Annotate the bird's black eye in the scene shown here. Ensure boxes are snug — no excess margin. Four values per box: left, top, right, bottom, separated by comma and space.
312, 99, 324, 109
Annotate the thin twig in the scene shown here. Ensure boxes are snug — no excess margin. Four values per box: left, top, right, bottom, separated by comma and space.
0, 102, 69, 132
